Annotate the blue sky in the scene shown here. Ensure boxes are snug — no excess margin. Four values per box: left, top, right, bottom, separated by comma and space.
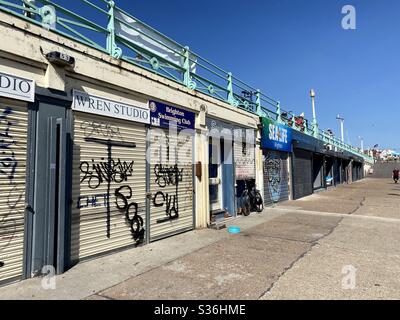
55, 0, 399, 150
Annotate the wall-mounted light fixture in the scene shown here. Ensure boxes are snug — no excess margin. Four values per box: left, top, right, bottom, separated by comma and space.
45, 51, 75, 68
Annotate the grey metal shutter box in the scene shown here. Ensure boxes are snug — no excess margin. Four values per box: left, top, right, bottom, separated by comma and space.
149, 128, 194, 241
292, 148, 313, 200
71, 113, 147, 261
0, 103, 28, 283
263, 150, 289, 206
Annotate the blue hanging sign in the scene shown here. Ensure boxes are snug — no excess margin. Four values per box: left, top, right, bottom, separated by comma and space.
261, 117, 292, 152
149, 100, 195, 130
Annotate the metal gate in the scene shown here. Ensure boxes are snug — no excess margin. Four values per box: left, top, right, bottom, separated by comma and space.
0, 102, 28, 283
149, 128, 194, 241
263, 150, 289, 205
292, 148, 313, 200
71, 113, 147, 261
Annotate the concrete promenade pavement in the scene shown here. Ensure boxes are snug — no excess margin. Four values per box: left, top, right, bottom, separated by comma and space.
0, 178, 399, 300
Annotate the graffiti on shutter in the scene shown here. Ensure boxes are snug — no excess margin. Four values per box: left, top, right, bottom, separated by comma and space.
149, 129, 194, 240
0, 104, 27, 282
263, 151, 289, 205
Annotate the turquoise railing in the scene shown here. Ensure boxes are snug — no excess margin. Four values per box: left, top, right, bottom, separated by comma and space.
0, 0, 373, 163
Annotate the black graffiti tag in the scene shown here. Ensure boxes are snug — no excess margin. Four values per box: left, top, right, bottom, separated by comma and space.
81, 120, 123, 140
77, 193, 109, 209
80, 137, 141, 239
0, 107, 23, 267
235, 158, 255, 166
154, 164, 183, 188
153, 191, 179, 223
0, 107, 18, 182
80, 158, 134, 189
153, 164, 183, 223
115, 186, 144, 243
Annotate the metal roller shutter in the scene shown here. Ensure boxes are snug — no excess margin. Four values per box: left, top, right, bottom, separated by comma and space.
292, 148, 313, 200
313, 154, 324, 190
341, 159, 348, 183
334, 158, 341, 185
234, 129, 255, 180
0, 103, 28, 283
149, 128, 194, 241
71, 112, 147, 261
352, 162, 357, 182
263, 150, 289, 206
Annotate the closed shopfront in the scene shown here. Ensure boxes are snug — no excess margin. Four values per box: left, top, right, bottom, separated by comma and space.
333, 157, 342, 185
70, 91, 149, 261
234, 129, 256, 181
352, 161, 363, 181
342, 159, 350, 183
313, 154, 324, 190
292, 148, 313, 200
0, 72, 34, 283
0, 102, 28, 283
148, 100, 195, 241
263, 151, 290, 205
260, 118, 292, 205
352, 161, 357, 182
234, 128, 256, 213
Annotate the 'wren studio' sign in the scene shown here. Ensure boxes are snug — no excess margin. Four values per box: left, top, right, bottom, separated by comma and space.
0, 71, 35, 102
261, 117, 292, 152
72, 90, 150, 125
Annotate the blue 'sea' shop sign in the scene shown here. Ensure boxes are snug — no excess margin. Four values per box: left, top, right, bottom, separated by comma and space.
261, 117, 292, 152
149, 100, 195, 130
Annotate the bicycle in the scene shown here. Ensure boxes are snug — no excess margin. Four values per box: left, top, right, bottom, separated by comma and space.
239, 181, 264, 216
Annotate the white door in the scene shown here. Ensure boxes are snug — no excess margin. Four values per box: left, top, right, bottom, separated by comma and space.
209, 138, 222, 211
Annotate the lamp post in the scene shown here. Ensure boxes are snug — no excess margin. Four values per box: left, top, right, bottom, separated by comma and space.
310, 89, 318, 138
336, 115, 345, 142
358, 136, 364, 153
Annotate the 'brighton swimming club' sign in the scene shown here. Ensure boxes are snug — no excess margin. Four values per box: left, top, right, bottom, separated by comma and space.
261, 117, 292, 152
0, 71, 35, 102
149, 100, 195, 130
72, 90, 150, 124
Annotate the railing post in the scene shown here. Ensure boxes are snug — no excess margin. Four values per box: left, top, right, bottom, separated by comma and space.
291, 115, 296, 129
313, 120, 319, 138
107, 1, 122, 59
276, 101, 283, 124
183, 46, 196, 89
256, 90, 262, 115
227, 72, 237, 106
23, 0, 36, 19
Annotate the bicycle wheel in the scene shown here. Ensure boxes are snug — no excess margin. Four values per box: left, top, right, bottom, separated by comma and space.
254, 191, 264, 213
241, 191, 251, 216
